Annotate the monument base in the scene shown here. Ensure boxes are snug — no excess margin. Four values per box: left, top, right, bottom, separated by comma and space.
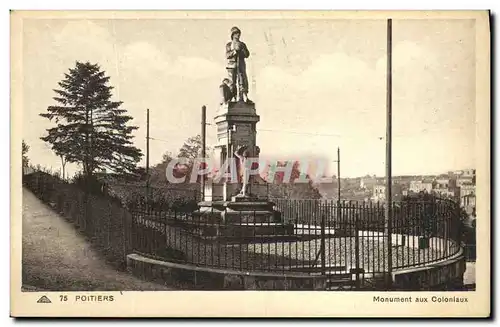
193, 197, 294, 241
204, 180, 269, 202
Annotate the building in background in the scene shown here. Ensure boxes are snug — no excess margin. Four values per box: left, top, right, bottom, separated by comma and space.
371, 183, 403, 202
409, 180, 433, 194
462, 169, 476, 178
434, 176, 450, 189
461, 193, 476, 216
456, 168, 476, 187
360, 175, 377, 190
433, 187, 459, 200
460, 183, 475, 198
431, 175, 459, 201
456, 169, 476, 217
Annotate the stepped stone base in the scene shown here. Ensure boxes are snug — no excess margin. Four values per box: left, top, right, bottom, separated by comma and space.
193, 198, 293, 240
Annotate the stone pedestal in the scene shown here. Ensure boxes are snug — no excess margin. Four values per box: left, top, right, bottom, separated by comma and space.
193, 100, 293, 241
203, 179, 268, 202
211, 101, 261, 201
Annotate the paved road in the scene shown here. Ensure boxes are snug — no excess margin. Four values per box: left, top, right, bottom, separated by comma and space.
22, 188, 171, 291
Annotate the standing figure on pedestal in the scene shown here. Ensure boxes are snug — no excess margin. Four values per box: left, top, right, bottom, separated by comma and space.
234, 145, 251, 197
226, 26, 251, 103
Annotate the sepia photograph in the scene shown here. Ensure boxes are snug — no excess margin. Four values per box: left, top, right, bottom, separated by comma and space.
10, 10, 490, 317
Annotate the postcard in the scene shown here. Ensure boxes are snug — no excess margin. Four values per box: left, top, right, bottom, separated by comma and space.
11, 10, 490, 317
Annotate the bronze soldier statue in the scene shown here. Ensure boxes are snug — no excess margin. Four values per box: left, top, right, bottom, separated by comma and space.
226, 26, 251, 103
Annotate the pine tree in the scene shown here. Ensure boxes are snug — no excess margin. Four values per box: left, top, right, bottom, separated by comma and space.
40, 61, 142, 178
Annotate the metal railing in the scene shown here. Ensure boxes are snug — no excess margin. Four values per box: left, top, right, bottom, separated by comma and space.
23, 170, 132, 268
276, 199, 462, 270
130, 198, 463, 275
22, 168, 464, 278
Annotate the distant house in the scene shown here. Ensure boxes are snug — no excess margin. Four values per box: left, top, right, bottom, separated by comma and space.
461, 193, 476, 216
431, 175, 459, 200
360, 175, 377, 190
409, 180, 433, 194
461, 193, 476, 207
371, 183, 403, 202
455, 168, 475, 187
372, 184, 385, 202
457, 176, 474, 188
460, 183, 475, 198
434, 177, 450, 189
462, 169, 476, 178
458, 182, 475, 216
432, 188, 459, 200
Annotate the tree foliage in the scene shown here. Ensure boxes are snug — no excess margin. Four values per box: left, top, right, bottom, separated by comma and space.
40, 61, 142, 178
154, 135, 209, 184
22, 140, 30, 167
178, 134, 203, 163
148, 151, 175, 185
399, 191, 440, 237
266, 161, 322, 199
148, 133, 209, 185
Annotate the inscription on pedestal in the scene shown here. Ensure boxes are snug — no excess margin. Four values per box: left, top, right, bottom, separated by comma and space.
235, 123, 251, 135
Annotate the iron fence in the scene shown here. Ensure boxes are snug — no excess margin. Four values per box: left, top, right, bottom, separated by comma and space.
462, 223, 476, 262
130, 198, 463, 276
277, 199, 462, 270
23, 170, 132, 268
22, 169, 465, 284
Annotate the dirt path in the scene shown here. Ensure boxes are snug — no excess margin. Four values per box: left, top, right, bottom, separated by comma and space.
22, 188, 171, 291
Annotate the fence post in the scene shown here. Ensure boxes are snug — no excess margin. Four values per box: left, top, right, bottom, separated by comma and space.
354, 211, 361, 289
321, 214, 326, 276
122, 208, 129, 262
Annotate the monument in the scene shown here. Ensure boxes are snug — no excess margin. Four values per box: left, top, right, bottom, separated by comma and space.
194, 27, 293, 239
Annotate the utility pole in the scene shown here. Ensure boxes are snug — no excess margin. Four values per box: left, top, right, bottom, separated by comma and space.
337, 147, 341, 203
146, 109, 150, 206
384, 18, 393, 289
201, 105, 207, 200
334, 147, 341, 222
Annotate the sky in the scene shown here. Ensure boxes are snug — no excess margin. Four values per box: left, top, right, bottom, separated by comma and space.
22, 18, 476, 178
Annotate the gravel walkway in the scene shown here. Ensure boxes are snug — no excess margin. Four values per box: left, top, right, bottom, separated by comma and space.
136, 216, 445, 273
246, 237, 444, 272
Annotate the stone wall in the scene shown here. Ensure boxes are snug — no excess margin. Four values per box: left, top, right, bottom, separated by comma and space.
392, 252, 466, 290
127, 253, 326, 290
